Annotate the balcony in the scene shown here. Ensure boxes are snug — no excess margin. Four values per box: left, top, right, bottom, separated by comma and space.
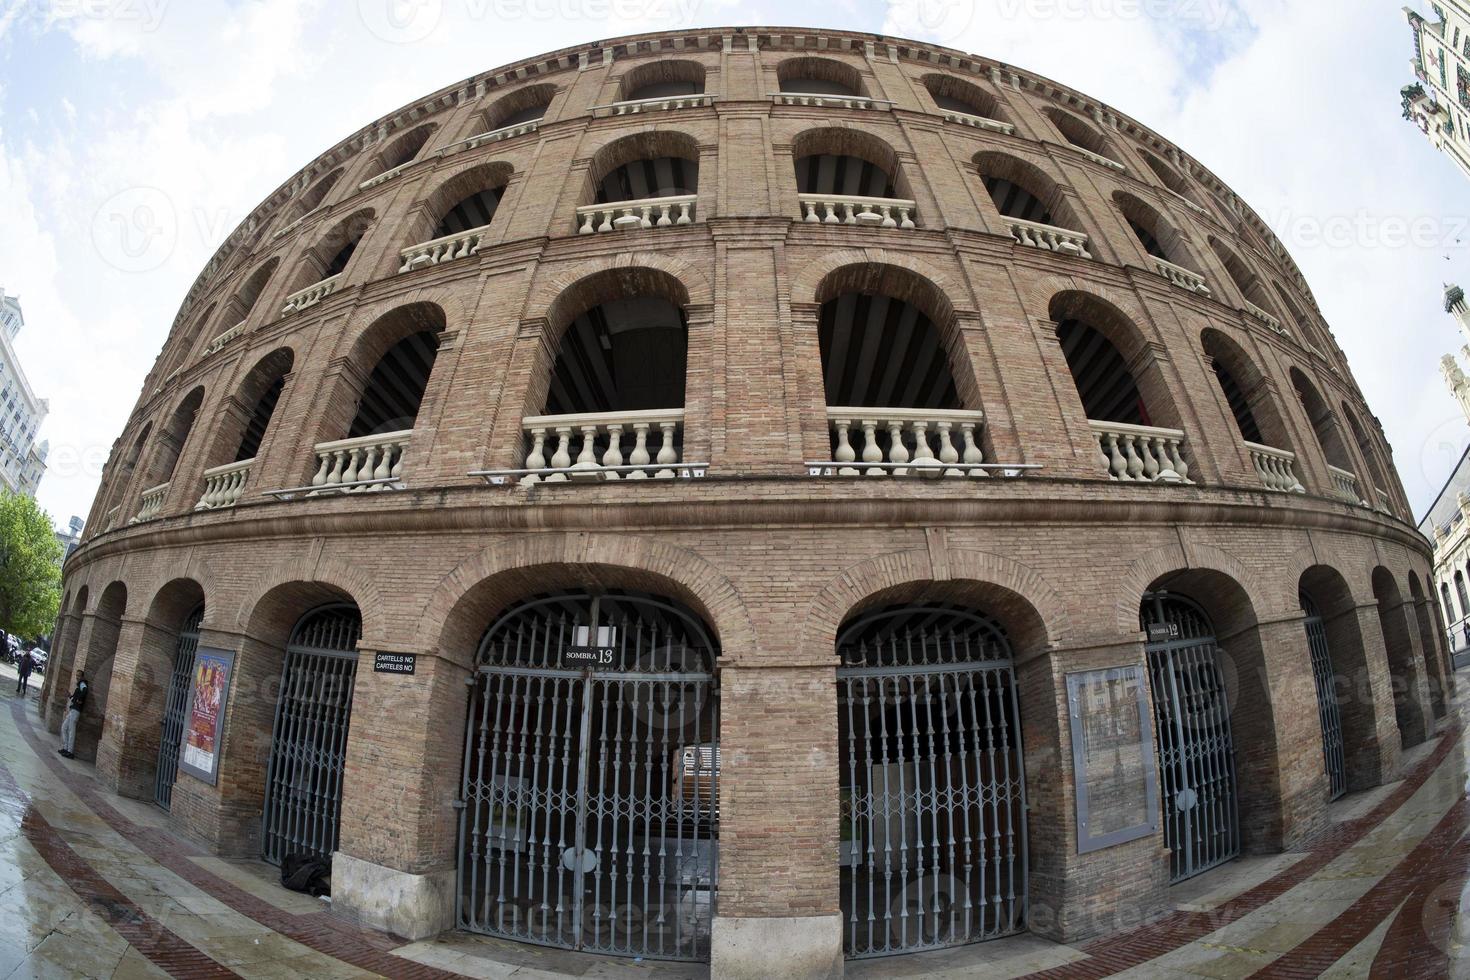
576, 195, 697, 235
358, 161, 413, 191
1328, 464, 1364, 504
1245, 442, 1304, 493
1165, 187, 1210, 217
798, 193, 916, 229
1090, 421, 1191, 483
940, 110, 1015, 135
518, 409, 690, 483
399, 224, 491, 273
772, 92, 890, 110
820, 407, 988, 476
1374, 486, 1394, 515
1244, 301, 1287, 335
1153, 257, 1210, 296
280, 273, 344, 315
593, 94, 716, 116
1072, 147, 1126, 171
196, 459, 252, 511
309, 430, 411, 493
129, 482, 170, 524
1006, 218, 1093, 259
203, 322, 244, 356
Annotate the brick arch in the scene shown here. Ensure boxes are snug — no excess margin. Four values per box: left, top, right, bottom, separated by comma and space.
789, 247, 972, 314
522, 251, 713, 322
131, 553, 226, 631
417, 533, 755, 669
404, 158, 516, 247
798, 546, 1070, 662
231, 552, 383, 643
1113, 541, 1272, 636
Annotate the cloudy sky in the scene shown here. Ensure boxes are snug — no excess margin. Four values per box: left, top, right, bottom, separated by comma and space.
1, 0, 1466, 528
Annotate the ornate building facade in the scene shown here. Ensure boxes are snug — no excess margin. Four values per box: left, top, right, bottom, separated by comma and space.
0, 288, 48, 499
1404, 1, 1470, 181
47, 27, 1446, 976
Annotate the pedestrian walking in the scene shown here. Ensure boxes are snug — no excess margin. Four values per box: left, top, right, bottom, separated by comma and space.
15, 648, 34, 696
58, 671, 87, 759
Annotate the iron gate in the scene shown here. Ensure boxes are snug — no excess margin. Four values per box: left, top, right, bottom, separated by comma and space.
836, 606, 1028, 959
457, 592, 720, 961
261, 603, 361, 865
1142, 592, 1239, 883
154, 604, 204, 810
1300, 591, 1347, 800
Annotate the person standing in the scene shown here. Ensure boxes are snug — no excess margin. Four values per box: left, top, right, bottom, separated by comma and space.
58, 671, 87, 759
15, 648, 33, 696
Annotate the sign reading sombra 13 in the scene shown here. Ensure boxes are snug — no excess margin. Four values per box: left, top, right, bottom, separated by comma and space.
179, 647, 237, 787
562, 625, 617, 670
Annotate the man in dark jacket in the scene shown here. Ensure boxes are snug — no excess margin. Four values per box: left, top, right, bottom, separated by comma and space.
14, 648, 33, 696
59, 671, 87, 759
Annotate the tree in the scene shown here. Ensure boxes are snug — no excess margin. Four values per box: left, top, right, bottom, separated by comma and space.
0, 491, 62, 644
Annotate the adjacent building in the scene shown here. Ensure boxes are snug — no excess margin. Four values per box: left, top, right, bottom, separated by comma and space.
1424, 283, 1470, 660
0, 290, 48, 498
1404, 3, 1470, 181
54, 516, 83, 562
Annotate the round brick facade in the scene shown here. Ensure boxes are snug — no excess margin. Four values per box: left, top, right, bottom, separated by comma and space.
48, 26, 1449, 973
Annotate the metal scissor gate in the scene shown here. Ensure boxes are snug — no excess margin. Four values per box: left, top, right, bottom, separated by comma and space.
1142, 593, 1239, 883
457, 591, 720, 962
1300, 591, 1347, 801
261, 604, 361, 865
154, 604, 204, 810
836, 606, 1028, 959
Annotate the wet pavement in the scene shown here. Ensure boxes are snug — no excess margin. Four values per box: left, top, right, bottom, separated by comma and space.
0, 666, 1467, 978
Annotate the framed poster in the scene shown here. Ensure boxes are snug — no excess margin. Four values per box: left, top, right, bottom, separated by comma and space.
178, 647, 237, 786
1066, 665, 1159, 854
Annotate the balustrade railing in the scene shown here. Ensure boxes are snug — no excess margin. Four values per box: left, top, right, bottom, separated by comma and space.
593, 94, 716, 115
1244, 301, 1286, 335
196, 458, 253, 510
1090, 421, 1191, 483
203, 322, 244, 356
272, 206, 323, 241
358, 161, 412, 191
771, 93, 890, 110
442, 121, 540, 155
1007, 218, 1092, 258
281, 273, 343, 314
1073, 146, 1126, 171
1245, 442, 1304, 493
309, 430, 412, 493
941, 110, 1015, 134
520, 409, 686, 483
1153, 257, 1211, 295
105, 506, 119, 531
824, 408, 987, 476
1166, 187, 1211, 216
130, 482, 170, 524
1375, 486, 1394, 514
576, 195, 697, 234
799, 193, 916, 229
1328, 464, 1363, 504
399, 223, 492, 272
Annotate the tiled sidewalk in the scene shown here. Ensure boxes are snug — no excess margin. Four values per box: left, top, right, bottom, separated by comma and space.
0, 682, 1466, 978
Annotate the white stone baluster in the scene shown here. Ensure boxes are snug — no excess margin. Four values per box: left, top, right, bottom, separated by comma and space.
655, 421, 678, 478
602, 423, 626, 480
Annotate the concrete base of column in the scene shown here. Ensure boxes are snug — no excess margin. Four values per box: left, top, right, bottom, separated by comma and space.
330, 851, 453, 941
711, 914, 844, 979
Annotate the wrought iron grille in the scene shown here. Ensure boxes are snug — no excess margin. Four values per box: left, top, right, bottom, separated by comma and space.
1300, 590, 1347, 801
1141, 592, 1239, 883
154, 604, 204, 810
836, 606, 1027, 958
261, 603, 361, 866
458, 592, 720, 961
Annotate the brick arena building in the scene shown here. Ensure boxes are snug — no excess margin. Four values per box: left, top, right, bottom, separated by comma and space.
44, 26, 1450, 977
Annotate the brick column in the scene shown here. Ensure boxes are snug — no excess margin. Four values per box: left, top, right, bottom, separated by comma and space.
95, 618, 184, 801
1378, 595, 1435, 748
1334, 602, 1403, 790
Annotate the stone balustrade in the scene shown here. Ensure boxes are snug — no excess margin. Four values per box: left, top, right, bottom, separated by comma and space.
593, 94, 716, 116
104, 506, 119, 531
825, 407, 987, 476
1153, 257, 1211, 295
309, 430, 412, 493
280, 273, 343, 315
576, 195, 697, 234
771, 93, 890, 110
1328, 464, 1363, 504
1007, 218, 1093, 258
798, 194, 917, 229
1090, 420, 1191, 483
1245, 442, 1304, 493
521, 409, 684, 483
1073, 147, 1126, 171
358, 161, 413, 191
1244, 301, 1286, 335
130, 482, 170, 524
271, 205, 323, 241
1166, 188, 1211, 216
203, 322, 244, 356
448, 120, 540, 154
941, 110, 1015, 134
196, 458, 253, 510
399, 223, 492, 272
1375, 486, 1394, 515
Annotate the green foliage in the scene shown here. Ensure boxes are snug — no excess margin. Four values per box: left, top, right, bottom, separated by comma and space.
0, 492, 62, 640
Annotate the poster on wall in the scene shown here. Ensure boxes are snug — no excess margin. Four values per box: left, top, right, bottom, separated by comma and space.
1066, 664, 1159, 854
178, 647, 237, 786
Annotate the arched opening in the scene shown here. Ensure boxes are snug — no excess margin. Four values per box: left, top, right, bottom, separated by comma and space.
261, 602, 363, 864
794, 128, 916, 228
1138, 149, 1198, 204
1343, 409, 1391, 510
1300, 565, 1388, 793
1408, 572, 1448, 719
296, 168, 342, 217
921, 73, 1008, 123
527, 270, 690, 480
1290, 368, 1356, 498
419, 162, 514, 246
592, 131, 698, 203
1201, 331, 1263, 444
477, 83, 556, 134
1201, 330, 1300, 491
198, 349, 293, 510
369, 123, 435, 178
142, 580, 206, 809
777, 56, 865, 96
1454, 572, 1469, 640
618, 58, 706, 101
217, 258, 279, 335
1041, 107, 1119, 163
976, 152, 1081, 230
285, 210, 373, 302
1113, 192, 1203, 284
133, 387, 204, 521
457, 589, 720, 961
1208, 238, 1279, 317
45, 586, 88, 732
103, 422, 152, 528
1372, 567, 1431, 749
74, 582, 127, 764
